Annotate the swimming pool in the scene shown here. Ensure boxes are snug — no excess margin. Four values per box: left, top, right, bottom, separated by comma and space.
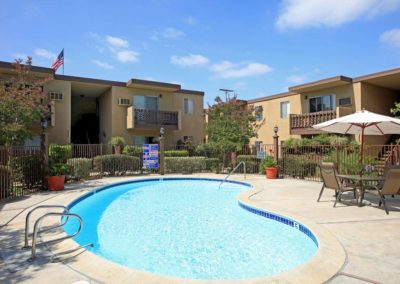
64, 178, 318, 280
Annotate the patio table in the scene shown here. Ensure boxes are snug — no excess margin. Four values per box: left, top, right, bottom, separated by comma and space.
336, 174, 386, 206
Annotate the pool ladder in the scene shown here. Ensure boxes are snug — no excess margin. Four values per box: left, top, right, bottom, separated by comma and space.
23, 205, 93, 260
219, 161, 246, 188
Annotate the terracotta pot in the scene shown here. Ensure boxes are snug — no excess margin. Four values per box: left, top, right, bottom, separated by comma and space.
266, 167, 278, 179
47, 175, 65, 191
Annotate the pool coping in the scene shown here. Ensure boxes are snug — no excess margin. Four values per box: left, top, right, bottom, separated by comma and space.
45, 176, 345, 284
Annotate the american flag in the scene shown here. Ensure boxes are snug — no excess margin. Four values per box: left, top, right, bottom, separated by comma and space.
51, 49, 64, 71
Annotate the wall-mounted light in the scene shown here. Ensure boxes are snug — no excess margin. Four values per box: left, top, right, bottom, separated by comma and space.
274, 125, 279, 135
304, 96, 308, 100
159, 94, 162, 98
160, 127, 165, 137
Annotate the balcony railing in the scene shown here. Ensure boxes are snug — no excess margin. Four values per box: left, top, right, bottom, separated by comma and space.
290, 110, 336, 135
127, 107, 179, 130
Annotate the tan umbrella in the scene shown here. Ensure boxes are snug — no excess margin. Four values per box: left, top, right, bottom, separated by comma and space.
313, 109, 400, 174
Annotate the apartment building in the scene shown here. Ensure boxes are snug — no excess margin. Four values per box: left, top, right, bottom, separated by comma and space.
248, 68, 400, 145
0, 61, 205, 146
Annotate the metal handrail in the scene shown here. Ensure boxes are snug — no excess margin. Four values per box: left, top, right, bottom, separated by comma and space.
31, 212, 85, 260
219, 161, 246, 188
24, 205, 70, 248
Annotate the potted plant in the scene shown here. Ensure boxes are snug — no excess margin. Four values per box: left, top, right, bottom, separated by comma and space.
260, 156, 278, 179
110, 136, 125, 155
47, 162, 70, 191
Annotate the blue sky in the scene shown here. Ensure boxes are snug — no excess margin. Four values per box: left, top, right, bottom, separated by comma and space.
1, 0, 400, 106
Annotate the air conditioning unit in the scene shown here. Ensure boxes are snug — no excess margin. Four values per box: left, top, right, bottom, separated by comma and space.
118, 98, 130, 106
48, 91, 63, 101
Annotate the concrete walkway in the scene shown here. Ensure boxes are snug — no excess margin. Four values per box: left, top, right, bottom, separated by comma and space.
1, 175, 399, 284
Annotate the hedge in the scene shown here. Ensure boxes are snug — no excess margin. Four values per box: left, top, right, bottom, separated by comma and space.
165, 157, 206, 173
93, 155, 140, 175
164, 150, 189, 157
9, 156, 42, 188
49, 144, 72, 163
67, 158, 93, 179
204, 158, 219, 172
122, 145, 142, 157
237, 155, 259, 174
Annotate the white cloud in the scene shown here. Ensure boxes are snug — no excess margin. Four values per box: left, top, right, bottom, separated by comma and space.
210, 61, 272, 78
286, 74, 308, 84
106, 35, 129, 48
34, 48, 56, 59
162, 28, 184, 38
276, 0, 400, 30
380, 28, 400, 48
170, 54, 210, 67
184, 16, 198, 25
92, 59, 114, 69
116, 50, 139, 63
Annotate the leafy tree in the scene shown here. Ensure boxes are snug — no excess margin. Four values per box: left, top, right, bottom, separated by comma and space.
391, 102, 400, 118
206, 95, 263, 152
0, 58, 51, 145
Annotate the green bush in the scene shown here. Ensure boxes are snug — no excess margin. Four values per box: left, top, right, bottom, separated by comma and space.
49, 144, 72, 163
195, 144, 221, 158
9, 156, 42, 188
164, 150, 189, 157
122, 145, 142, 157
204, 158, 219, 172
280, 156, 317, 179
109, 136, 125, 146
259, 156, 277, 172
237, 155, 259, 173
324, 148, 376, 175
165, 157, 206, 173
48, 162, 71, 176
93, 155, 140, 175
0, 165, 12, 197
67, 158, 92, 179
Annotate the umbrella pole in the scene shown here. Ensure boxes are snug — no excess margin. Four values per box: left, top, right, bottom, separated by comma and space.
360, 126, 364, 176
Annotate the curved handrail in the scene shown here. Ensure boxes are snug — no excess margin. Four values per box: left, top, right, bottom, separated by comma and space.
219, 161, 246, 188
31, 212, 83, 260
24, 205, 70, 248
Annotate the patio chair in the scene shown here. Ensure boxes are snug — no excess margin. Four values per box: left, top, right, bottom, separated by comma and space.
317, 162, 357, 207
368, 168, 400, 215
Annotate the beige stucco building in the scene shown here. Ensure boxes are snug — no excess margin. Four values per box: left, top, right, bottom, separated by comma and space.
0, 61, 205, 146
248, 68, 400, 145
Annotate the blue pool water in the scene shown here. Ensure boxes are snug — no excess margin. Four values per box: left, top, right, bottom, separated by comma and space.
64, 178, 318, 280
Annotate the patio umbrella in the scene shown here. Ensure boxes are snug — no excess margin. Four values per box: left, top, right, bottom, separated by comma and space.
312, 109, 400, 174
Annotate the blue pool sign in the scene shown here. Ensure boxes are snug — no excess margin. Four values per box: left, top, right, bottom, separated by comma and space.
143, 144, 159, 169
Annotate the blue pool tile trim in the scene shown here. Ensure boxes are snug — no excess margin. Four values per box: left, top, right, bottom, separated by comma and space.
238, 202, 319, 247
68, 177, 251, 209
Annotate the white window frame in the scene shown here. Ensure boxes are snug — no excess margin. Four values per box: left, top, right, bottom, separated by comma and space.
280, 101, 290, 118
133, 95, 159, 110
184, 98, 194, 115
308, 94, 336, 113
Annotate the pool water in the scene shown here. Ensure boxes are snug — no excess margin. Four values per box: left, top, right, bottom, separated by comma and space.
64, 178, 318, 280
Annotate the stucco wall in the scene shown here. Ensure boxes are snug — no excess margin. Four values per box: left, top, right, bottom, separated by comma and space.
44, 80, 71, 144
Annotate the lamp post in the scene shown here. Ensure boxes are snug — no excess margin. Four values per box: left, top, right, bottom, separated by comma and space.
40, 118, 49, 190
159, 127, 165, 175
273, 125, 279, 164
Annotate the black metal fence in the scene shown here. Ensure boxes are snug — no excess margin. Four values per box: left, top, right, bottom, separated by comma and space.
1, 143, 399, 200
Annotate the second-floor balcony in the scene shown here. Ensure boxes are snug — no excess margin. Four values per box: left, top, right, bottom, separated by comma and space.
290, 110, 337, 135
127, 107, 180, 130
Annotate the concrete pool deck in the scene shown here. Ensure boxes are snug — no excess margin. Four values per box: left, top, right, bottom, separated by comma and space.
0, 174, 399, 283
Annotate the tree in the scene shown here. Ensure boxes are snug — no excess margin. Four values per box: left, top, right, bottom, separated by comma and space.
391, 102, 400, 119
206, 95, 263, 152
0, 58, 51, 145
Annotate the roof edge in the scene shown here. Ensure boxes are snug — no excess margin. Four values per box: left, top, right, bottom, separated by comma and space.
127, 78, 180, 89
0, 60, 54, 74
353, 67, 400, 83
176, 89, 204, 96
288, 75, 352, 92
55, 74, 126, 86
247, 91, 298, 103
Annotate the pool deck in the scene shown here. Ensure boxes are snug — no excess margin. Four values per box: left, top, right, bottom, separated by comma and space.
1, 174, 399, 284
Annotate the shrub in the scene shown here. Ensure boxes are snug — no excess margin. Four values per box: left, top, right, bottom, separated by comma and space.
67, 158, 92, 179
204, 158, 219, 172
164, 150, 189, 157
195, 144, 221, 158
109, 136, 125, 146
9, 156, 42, 188
48, 162, 71, 176
93, 155, 140, 175
280, 156, 317, 179
165, 157, 206, 173
0, 165, 12, 197
49, 144, 72, 163
324, 148, 376, 175
237, 155, 259, 173
259, 156, 277, 172
122, 145, 142, 157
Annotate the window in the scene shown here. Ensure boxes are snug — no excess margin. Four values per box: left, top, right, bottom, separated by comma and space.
309, 94, 336, 112
133, 136, 157, 145
48, 91, 63, 101
184, 98, 194, 114
339, 97, 351, 106
280, 101, 290, 118
255, 106, 263, 121
133, 95, 158, 110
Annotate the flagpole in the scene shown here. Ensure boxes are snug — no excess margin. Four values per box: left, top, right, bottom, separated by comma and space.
63, 48, 64, 75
